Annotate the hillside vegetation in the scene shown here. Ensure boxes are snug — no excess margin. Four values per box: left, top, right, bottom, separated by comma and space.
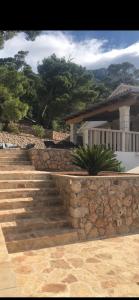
0, 32, 139, 132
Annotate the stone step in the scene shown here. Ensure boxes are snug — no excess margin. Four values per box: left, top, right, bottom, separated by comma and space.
0, 205, 65, 222
5, 227, 78, 253
0, 196, 60, 209
0, 188, 58, 199
0, 156, 29, 161
0, 180, 55, 189
0, 171, 52, 180
0, 165, 35, 170
2, 213, 68, 232
0, 149, 28, 155
0, 160, 31, 165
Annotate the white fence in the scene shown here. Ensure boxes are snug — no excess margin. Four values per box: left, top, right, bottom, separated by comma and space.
88, 128, 139, 152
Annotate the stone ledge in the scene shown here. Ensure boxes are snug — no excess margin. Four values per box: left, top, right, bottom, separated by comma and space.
52, 173, 139, 179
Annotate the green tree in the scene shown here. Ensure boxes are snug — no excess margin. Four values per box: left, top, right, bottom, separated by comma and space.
0, 84, 12, 119
1, 98, 29, 123
0, 66, 29, 98
0, 62, 39, 105
0, 31, 41, 49
0, 54, 41, 125
0, 84, 11, 103
37, 54, 98, 128
0, 66, 30, 125
0, 51, 29, 70
22, 64, 41, 119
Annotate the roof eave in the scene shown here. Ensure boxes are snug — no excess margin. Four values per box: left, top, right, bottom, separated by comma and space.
64, 91, 138, 122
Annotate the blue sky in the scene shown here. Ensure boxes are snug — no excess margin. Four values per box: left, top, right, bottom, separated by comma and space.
65, 31, 139, 47
0, 30, 139, 72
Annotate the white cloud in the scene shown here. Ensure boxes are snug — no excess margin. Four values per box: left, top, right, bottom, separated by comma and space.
0, 31, 139, 72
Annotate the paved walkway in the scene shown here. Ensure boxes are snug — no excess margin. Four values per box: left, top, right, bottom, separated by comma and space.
5, 233, 139, 297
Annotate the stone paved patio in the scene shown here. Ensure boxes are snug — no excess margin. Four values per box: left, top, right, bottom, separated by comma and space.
3, 233, 139, 297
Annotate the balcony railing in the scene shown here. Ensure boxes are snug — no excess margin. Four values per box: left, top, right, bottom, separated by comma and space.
88, 128, 139, 152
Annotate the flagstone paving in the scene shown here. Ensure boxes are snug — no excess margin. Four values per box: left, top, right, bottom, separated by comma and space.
7, 233, 139, 297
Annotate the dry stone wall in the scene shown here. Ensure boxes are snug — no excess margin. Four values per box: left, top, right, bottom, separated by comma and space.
28, 148, 80, 171
52, 174, 139, 241
45, 130, 70, 141
0, 132, 45, 149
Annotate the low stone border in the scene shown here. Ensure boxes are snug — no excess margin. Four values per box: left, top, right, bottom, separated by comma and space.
52, 173, 139, 241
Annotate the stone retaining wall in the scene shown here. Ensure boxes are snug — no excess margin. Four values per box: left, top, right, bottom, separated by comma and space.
45, 130, 70, 141
28, 148, 80, 171
52, 174, 139, 241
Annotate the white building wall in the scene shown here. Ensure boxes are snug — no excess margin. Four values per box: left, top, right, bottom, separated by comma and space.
77, 121, 108, 134
115, 151, 139, 171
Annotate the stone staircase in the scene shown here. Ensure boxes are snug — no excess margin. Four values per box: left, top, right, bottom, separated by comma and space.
0, 149, 77, 253
0, 149, 34, 170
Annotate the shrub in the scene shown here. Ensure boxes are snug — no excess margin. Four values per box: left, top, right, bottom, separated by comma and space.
52, 119, 70, 132
32, 125, 45, 138
0, 123, 4, 132
72, 144, 123, 175
1, 98, 29, 123
7, 122, 20, 134
52, 120, 61, 131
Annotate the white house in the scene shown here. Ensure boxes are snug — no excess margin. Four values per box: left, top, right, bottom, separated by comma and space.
65, 83, 139, 171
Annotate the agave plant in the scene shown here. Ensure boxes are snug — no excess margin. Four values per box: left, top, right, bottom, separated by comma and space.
72, 144, 123, 175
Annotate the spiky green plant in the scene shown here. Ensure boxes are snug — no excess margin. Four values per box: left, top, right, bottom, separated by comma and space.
72, 144, 123, 175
